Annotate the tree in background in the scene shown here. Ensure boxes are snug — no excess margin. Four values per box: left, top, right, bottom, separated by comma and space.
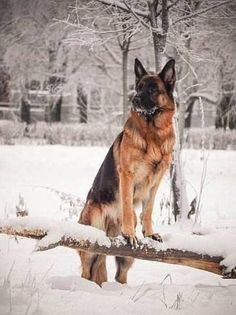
62, 0, 142, 122
0, 0, 235, 222
82, 0, 234, 222
0, 0, 71, 122
77, 85, 87, 123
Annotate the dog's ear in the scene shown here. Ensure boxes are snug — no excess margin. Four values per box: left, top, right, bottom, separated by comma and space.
159, 59, 176, 94
134, 58, 147, 84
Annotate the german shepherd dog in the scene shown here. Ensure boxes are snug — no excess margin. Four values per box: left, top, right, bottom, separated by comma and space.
79, 58, 176, 286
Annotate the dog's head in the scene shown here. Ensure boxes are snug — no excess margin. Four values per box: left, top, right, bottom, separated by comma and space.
132, 58, 176, 115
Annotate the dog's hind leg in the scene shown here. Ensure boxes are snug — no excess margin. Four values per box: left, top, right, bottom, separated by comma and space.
78, 203, 107, 286
115, 256, 134, 284
79, 251, 107, 286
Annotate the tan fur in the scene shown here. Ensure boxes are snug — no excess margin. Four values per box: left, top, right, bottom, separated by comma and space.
115, 256, 134, 283
78, 71, 175, 286
118, 109, 175, 238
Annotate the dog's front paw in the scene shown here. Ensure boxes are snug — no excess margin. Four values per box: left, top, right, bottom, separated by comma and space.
122, 232, 138, 248
147, 233, 163, 243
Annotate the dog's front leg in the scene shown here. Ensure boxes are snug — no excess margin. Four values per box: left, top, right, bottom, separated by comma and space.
119, 168, 137, 247
141, 162, 169, 242
141, 185, 162, 242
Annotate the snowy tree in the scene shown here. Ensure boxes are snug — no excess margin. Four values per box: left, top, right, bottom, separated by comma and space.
0, 0, 73, 121
59, 0, 235, 222
0, 0, 235, 220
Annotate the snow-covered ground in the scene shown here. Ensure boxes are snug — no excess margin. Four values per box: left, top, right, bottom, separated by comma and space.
0, 145, 236, 315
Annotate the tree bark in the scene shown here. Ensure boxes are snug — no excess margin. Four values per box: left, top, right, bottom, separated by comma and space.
185, 99, 195, 128
148, 0, 162, 71
21, 96, 31, 124
122, 48, 129, 123
0, 218, 235, 278
77, 86, 88, 123
171, 0, 199, 221
148, 0, 169, 71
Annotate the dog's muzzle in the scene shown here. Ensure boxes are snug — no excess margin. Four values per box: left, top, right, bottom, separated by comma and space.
131, 94, 161, 119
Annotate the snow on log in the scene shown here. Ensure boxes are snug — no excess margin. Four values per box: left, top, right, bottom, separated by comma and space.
0, 217, 236, 278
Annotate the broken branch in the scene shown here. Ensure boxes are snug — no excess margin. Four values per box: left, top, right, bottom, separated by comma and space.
0, 217, 235, 278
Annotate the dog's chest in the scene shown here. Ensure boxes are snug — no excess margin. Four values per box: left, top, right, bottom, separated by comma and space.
132, 143, 161, 199
134, 158, 159, 185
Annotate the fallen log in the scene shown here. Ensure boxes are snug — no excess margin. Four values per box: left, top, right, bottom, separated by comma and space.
0, 217, 235, 278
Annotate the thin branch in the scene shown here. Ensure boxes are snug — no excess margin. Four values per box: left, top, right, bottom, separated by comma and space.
123, 2, 152, 30
172, 0, 233, 25
54, 18, 127, 35
95, 0, 149, 19
186, 92, 217, 104
102, 41, 122, 64
167, 0, 181, 11
155, 0, 181, 18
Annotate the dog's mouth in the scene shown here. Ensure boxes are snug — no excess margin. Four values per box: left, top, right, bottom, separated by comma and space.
131, 103, 162, 118
132, 97, 160, 113
132, 105, 159, 115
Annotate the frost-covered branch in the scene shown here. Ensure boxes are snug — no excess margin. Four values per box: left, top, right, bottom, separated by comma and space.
95, 0, 149, 19
0, 217, 236, 278
172, 0, 233, 25
186, 91, 218, 104
122, 2, 153, 31
102, 41, 122, 64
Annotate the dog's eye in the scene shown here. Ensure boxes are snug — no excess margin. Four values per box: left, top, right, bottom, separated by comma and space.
149, 86, 157, 93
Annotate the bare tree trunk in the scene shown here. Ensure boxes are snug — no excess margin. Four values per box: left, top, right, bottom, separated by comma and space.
0, 65, 10, 104
185, 99, 195, 128
147, 0, 189, 221
171, 163, 180, 221
177, 89, 187, 148
148, 0, 169, 71
171, 0, 201, 221
47, 41, 64, 123
77, 86, 88, 123
122, 48, 129, 123
21, 96, 31, 124
148, 0, 162, 71
113, 12, 132, 124
171, 131, 189, 222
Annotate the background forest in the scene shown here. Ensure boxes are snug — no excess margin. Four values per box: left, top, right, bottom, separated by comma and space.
0, 2, 236, 315
0, 0, 236, 148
